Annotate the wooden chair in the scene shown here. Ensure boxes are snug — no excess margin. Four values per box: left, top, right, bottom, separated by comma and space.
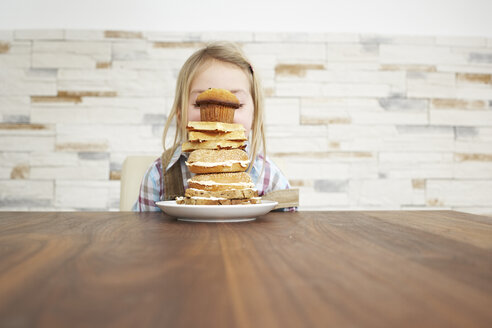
119, 156, 156, 211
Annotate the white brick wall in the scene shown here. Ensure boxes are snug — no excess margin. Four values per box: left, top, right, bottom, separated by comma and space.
1, 30, 492, 216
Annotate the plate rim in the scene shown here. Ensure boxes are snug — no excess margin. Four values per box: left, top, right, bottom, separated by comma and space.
155, 199, 278, 209
155, 199, 278, 220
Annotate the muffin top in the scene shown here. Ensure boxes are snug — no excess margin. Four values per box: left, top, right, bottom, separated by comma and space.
196, 88, 240, 108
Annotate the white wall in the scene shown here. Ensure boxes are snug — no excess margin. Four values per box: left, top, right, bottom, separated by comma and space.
2, 30, 492, 213
1, 0, 492, 37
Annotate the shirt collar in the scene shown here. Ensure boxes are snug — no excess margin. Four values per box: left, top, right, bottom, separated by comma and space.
165, 145, 189, 172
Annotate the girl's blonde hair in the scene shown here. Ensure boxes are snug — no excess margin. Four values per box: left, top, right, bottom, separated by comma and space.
162, 41, 266, 172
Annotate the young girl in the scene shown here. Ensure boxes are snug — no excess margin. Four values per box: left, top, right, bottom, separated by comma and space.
133, 42, 297, 211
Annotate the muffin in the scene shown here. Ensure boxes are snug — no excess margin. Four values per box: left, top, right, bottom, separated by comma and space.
195, 88, 240, 123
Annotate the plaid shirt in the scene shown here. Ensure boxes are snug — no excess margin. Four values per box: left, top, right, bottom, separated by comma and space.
132, 147, 295, 212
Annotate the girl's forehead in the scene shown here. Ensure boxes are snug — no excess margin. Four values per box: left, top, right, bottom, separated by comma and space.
196, 58, 242, 73
190, 60, 250, 92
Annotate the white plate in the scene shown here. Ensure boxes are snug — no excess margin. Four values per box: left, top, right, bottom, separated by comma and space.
155, 200, 278, 223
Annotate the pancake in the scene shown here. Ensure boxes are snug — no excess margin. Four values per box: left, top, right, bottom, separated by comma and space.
187, 172, 254, 191
182, 140, 246, 152
176, 196, 261, 205
186, 149, 250, 173
185, 188, 258, 199
187, 121, 245, 133
188, 130, 247, 142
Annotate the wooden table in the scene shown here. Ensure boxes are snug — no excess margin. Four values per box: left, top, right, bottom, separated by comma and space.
0, 211, 491, 327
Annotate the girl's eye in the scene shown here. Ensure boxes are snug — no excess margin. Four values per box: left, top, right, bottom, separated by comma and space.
192, 103, 244, 108
193, 103, 243, 108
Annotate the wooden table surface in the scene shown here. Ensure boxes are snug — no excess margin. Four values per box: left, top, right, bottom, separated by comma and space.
0, 211, 491, 327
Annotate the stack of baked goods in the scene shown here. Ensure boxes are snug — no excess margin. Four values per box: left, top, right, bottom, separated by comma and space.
176, 88, 261, 205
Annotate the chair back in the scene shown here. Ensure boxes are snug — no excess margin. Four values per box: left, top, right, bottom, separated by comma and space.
120, 156, 157, 211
